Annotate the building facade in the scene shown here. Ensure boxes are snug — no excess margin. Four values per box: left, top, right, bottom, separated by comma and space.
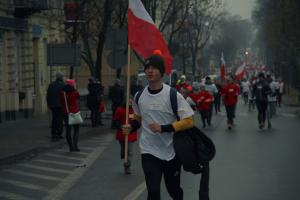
0, 0, 66, 123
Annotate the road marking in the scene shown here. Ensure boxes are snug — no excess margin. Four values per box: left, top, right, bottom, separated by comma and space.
123, 182, 147, 200
79, 147, 94, 150
18, 163, 70, 174
0, 191, 33, 200
55, 149, 89, 156
279, 113, 297, 118
34, 159, 77, 167
43, 133, 114, 200
219, 112, 249, 117
44, 153, 84, 161
0, 178, 49, 192
3, 169, 63, 181
86, 138, 104, 142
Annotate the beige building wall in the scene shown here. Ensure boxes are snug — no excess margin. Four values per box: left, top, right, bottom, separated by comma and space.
76, 49, 141, 96
0, 0, 66, 122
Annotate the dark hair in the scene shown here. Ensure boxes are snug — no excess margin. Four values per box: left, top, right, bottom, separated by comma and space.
258, 72, 265, 78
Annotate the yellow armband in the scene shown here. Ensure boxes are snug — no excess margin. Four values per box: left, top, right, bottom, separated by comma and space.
172, 116, 194, 133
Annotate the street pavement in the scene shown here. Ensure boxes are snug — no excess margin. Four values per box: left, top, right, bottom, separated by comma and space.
0, 96, 300, 199
59, 99, 300, 200
0, 109, 112, 166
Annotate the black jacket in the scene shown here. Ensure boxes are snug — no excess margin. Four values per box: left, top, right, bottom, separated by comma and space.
253, 80, 271, 102
87, 82, 103, 109
47, 80, 65, 108
109, 84, 124, 106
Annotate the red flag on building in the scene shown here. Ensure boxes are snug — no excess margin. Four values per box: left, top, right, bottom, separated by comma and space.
128, 0, 173, 75
235, 62, 246, 81
220, 52, 226, 81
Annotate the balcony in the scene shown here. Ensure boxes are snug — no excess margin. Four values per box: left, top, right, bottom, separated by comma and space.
14, 0, 49, 18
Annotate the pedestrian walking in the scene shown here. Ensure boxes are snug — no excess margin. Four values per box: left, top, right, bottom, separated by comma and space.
241, 78, 250, 104
97, 81, 105, 125
60, 79, 81, 152
123, 54, 194, 200
87, 77, 104, 127
214, 79, 222, 114
109, 79, 125, 129
253, 73, 272, 129
248, 82, 256, 112
221, 77, 240, 130
266, 74, 278, 116
277, 78, 284, 107
114, 98, 137, 174
266, 74, 279, 128
46, 72, 65, 141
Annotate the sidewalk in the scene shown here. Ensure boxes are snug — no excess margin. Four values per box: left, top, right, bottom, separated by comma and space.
282, 95, 300, 117
0, 111, 114, 167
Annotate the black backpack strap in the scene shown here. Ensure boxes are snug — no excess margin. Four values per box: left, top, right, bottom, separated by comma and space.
170, 87, 180, 121
134, 88, 145, 107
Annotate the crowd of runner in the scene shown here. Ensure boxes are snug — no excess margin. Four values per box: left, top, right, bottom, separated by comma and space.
175, 72, 284, 130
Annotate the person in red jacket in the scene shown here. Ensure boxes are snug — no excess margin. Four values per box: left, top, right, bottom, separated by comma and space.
192, 84, 213, 129
60, 79, 81, 152
176, 75, 189, 91
113, 98, 138, 174
221, 77, 240, 129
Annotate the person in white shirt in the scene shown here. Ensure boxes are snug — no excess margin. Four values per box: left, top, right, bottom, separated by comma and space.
123, 54, 194, 200
267, 75, 278, 116
277, 78, 284, 107
266, 74, 278, 128
241, 79, 250, 104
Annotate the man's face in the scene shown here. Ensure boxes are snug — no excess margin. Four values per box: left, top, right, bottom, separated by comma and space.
145, 66, 162, 83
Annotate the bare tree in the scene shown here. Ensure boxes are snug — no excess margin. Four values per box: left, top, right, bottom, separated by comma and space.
186, 0, 222, 75
63, 0, 114, 81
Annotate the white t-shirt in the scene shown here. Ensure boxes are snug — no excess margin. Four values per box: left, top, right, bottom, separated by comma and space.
133, 83, 194, 161
204, 83, 218, 101
268, 81, 278, 102
241, 81, 250, 93
279, 82, 284, 93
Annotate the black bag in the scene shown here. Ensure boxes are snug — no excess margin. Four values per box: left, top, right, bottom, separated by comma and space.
173, 126, 215, 174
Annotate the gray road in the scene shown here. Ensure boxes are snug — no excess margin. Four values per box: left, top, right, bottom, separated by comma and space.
0, 102, 300, 200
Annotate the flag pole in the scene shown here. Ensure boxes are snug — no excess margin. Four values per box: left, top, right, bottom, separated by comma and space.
124, 44, 131, 164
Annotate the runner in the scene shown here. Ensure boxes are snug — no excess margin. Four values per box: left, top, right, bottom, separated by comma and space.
123, 54, 194, 200
253, 73, 272, 129
221, 77, 240, 130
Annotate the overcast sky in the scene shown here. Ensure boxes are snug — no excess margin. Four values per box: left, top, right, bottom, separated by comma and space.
224, 0, 256, 19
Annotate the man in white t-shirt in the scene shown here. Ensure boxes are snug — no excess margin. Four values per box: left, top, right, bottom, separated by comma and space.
241, 79, 250, 104
123, 54, 194, 200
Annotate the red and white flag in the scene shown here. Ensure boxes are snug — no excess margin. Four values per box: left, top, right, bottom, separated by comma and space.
128, 0, 173, 75
220, 52, 226, 81
235, 62, 246, 81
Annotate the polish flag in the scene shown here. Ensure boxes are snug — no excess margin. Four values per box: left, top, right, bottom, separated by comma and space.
128, 0, 173, 75
220, 52, 226, 81
235, 62, 246, 81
